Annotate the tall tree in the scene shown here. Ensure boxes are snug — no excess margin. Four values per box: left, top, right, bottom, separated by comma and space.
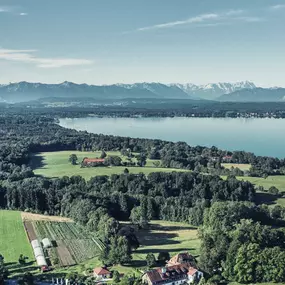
146, 253, 156, 268
68, 154, 78, 165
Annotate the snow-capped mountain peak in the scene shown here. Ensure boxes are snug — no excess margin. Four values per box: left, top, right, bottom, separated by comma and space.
170, 81, 256, 99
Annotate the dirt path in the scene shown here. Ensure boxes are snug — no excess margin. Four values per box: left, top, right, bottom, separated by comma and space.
21, 212, 72, 222
23, 221, 37, 241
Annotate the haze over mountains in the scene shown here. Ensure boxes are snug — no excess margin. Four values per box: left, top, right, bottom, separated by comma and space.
0, 81, 284, 103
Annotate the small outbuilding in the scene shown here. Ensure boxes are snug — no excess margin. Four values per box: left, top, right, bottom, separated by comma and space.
93, 267, 111, 279
42, 238, 52, 249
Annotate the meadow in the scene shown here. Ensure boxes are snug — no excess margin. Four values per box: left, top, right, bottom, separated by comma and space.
222, 163, 251, 171
0, 211, 34, 263
30, 151, 188, 180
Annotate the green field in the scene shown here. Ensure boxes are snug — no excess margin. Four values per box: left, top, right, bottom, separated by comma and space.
30, 151, 188, 179
133, 220, 200, 261
0, 211, 34, 263
222, 163, 251, 171
239, 176, 285, 192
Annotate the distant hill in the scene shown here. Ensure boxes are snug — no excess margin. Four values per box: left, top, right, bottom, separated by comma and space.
219, 88, 285, 102
0, 81, 192, 103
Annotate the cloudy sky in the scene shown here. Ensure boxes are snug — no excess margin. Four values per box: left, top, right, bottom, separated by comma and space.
0, 0, 284, 86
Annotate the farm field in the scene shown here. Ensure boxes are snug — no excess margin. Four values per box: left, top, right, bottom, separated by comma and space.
23, 219, 102, 267
222, 163, 251, 171
30, 151, 188, 179
0, 210, 34, 263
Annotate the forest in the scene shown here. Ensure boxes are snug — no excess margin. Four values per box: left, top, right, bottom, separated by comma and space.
1, 110, 285, 283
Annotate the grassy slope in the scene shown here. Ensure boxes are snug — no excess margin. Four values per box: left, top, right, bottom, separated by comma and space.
0, 210, 34, 263
31, 151, 187, 180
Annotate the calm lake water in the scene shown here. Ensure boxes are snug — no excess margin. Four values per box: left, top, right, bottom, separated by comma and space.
59, 117, 285, 158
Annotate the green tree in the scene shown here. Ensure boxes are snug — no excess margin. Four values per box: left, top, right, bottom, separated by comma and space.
113, 270, 120, 283
68, 154, 78, 165
268, 186, 279, 196
18, 254, 26, 265
108, 236, 132, 265
100, 150, 107, 159
124, 168, 129, 174
233, 243, 260, 283
146, 253, 156, 268
130, 206, 149, 228
157, 252, 170, 264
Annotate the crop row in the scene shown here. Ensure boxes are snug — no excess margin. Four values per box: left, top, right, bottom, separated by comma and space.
31, 221, 102, 266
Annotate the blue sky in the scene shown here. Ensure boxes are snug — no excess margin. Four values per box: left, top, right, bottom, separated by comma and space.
0, 0, 284, 86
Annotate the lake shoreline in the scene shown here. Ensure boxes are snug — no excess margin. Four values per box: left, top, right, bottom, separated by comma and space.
59, 117, 285, 158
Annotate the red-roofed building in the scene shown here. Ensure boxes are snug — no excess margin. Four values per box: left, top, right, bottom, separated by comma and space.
93, 267, 111, 279
142, 263, 202, 285
82, 158, 105, 166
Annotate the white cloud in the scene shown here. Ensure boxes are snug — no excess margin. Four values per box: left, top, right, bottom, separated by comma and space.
19, 12, 27, 16
0, 49, 93, 68
133, 9, 262, 32
0, 6, 11, 13
225, 9, 244, 16
270, 4, 285, 10
137, 13, 219, 31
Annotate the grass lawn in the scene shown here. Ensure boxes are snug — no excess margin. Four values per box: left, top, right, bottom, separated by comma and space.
222, 163, 251, 171
237, 176, 285, 192
133, 220, 200, 260
0, 210, 34, 263
30, 151, 188, 180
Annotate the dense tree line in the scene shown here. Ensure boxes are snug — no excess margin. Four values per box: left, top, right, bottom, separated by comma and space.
1, 173, 255, 223
199, 201, 285, 283
4, 101, 285, 118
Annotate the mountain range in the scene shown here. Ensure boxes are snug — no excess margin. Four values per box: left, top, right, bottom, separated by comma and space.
0, 81, 284, 103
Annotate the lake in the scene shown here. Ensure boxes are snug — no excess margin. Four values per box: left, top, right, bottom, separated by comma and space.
59, 117, 285, 158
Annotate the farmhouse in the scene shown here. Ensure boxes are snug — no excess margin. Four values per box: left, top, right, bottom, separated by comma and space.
143, 264, 202, 285
93, 267, 112, 280
82, 158, 105, 166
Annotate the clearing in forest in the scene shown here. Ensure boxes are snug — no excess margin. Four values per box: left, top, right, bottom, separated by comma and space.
131, 220, 200, 267
30, 150, 187, 179
0, 210, 34, 263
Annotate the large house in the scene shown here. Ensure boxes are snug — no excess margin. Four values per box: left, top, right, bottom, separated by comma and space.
143, 252, 202, 285
143, 263, 202, 285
